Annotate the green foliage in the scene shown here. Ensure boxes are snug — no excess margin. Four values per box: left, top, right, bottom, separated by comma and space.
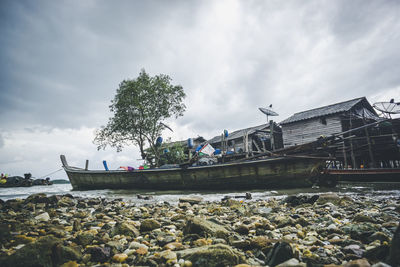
94, 69, 186, 166
157, 139, 188, 166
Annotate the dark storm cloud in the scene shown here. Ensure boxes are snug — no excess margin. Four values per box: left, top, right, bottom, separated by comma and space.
0, 0, 198, 129
0, 0, 399, 135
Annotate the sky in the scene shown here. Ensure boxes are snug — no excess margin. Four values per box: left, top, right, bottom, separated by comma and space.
1, 0, 399, 179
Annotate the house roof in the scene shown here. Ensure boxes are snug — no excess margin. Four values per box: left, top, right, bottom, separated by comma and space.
208, 123, 269, 144
280, 97, 373, 125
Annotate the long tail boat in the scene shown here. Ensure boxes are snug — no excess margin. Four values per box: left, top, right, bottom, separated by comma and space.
61, 155, 334, 191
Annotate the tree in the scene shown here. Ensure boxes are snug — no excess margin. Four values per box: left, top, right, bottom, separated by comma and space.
94, 69, 186, 166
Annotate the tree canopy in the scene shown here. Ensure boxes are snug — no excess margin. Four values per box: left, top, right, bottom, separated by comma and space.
94, 69, 186, 166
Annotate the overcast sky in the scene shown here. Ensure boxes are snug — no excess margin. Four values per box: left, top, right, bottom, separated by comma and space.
1, 0, 399, 179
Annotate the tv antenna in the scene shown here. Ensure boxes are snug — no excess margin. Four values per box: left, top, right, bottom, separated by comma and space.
373, 99, 400, 119
259, 107, 279, 122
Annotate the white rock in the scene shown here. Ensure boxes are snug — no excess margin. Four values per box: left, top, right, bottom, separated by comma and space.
35, 212, 50, 222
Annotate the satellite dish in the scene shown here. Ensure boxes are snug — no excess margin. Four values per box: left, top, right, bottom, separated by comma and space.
259, 107, 279, 122
373, 101, 400, 118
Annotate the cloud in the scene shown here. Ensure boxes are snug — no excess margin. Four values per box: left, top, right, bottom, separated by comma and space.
0, 0, 400, 176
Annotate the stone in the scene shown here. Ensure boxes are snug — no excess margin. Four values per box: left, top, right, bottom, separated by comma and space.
111, 221, 140, 237
275, 258, 307, 267
177, 244, 242, 267
250, 236, 273, 249
34, 212, 50, 222
235, 224, 249, 235
183, 217, 230, 239
75, 232, 95, 247
343, 258, 371, 267
265, 241, 294, 267
341, 223, 380, 242
58, 196, 76, 207
60, 261, 79, 267
343, 244, 364, 258
159, 249, 177, 261
316, 193, 342, 205
112, 253, 128, 263
164, 242, 184, 250
86, 246, 111, 263
0, 236, 81, 266
136, 246, 148, 255
388, 222, 400, 266
140, 218, 161, 232
179, 196, 203, 205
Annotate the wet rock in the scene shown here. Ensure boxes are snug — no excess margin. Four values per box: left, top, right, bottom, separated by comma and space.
86, 246, 111, 263
75, 232, 95, 247
316, 193, 344, 206
353, 213, 376, 223
159, 249, 177, 262
282, 195, 319, 207
0, 236, 81, 267
265, 242, 294, 267
24, 193, 49, 204
112, 253, 128, 263
367, 232, 390, 243
343, 258, 371, 267
34, 212, 50, 222
388, 222, 400, 266
250, 236, 273, 249
343, 244, 364, 258
183, 217, 230, 239
177, 244, 243, 267
57, 195, 76, 207
275, 258, 306, 267
341, 223, 380, 242
140, 218, 161, 232
364, 244, 390, 263
179, 196, 203, 205
111, 221, 140, 237
234, 224, 249, 235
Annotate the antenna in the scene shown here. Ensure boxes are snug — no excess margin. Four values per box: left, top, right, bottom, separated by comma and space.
373, 101, 400, 119
259, 107, 279, 122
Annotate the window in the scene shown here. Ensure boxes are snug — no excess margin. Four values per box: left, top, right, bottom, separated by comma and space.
320, 117, 327, 125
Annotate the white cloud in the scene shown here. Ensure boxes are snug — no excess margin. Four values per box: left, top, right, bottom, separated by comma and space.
0, 0, 400, 178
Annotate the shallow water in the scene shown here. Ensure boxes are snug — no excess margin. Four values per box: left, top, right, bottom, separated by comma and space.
1, 182, 399, 205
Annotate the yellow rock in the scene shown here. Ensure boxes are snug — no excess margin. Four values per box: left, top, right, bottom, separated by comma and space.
297, 230, 305, 238
112, 253, 128, 263
136, 246, 148, 255
193, 238, 208, 247
184, 260, 193, 267
164, 242, 184, 250
60, 261, 78, 267
15, 235, 36, 244
234, 264, 252, 267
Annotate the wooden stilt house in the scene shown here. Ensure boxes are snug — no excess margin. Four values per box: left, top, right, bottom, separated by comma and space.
207, 122, 283, 158
280, 97, 400, 169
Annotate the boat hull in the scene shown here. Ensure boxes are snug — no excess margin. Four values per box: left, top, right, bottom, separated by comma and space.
328, 168, 400, 183
62, 156, 326, 191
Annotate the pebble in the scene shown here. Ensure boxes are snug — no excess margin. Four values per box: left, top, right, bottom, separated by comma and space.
0, 192, 398, 266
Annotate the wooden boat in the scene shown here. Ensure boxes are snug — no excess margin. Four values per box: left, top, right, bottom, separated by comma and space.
60, 155, 333, 191
327, 168, 400, 183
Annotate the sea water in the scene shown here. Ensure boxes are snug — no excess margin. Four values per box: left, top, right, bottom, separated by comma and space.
1, 182, 399, 205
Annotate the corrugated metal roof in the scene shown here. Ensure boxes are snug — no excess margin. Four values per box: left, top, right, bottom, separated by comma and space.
280, 97, 366, 125
208, 123, 269, 144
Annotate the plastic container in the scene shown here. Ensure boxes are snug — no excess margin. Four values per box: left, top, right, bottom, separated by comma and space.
156, 136, 163, 146
187, 138, 194, 148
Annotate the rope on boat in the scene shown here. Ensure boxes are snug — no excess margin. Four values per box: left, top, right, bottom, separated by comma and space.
37, 168, 63, 179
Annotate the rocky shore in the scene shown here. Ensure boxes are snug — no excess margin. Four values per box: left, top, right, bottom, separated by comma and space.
0, 192, 399, 267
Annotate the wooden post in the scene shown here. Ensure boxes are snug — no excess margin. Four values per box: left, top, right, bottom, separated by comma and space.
269, 120, 275, 151
85, 160, 89, 171
363, 118, 375, 168
349, 115, 356, 168
342, 141, 348, 169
